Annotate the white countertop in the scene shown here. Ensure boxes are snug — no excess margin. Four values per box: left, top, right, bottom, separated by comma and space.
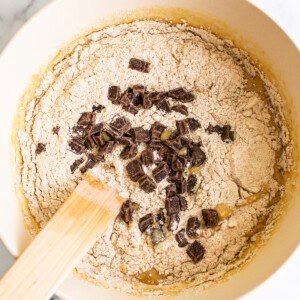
0, 0, 299, 299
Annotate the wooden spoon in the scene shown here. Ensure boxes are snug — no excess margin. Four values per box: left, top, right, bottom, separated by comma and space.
0, 174, 123, 300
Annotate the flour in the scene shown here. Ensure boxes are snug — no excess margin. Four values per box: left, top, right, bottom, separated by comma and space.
17, 21, 293, 296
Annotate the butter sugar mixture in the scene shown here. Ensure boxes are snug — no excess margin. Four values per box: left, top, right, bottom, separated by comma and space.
17, 21, 293, 296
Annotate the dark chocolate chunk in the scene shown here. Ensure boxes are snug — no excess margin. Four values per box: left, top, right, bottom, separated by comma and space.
84, 135, 96, 150
206, 124, 223, 135
165, 196, 180, 215
80, 158, 96, 174
103, 140, 115, 153
131, 127, 150, 143
186, 216, 201, 238
169, 170, 184, 181
120, 88, 134, 107
36, 143, 46, 155
221, 125, 235, 143
72, 125, 87, 138
150, 121, 166, 141
175, 178, 187, 194
187, 118, 201, 131
141, 148, 154, 166
119, 200, 133, 224
132, 86, 145, 106
126, 159, 145, 182
68, 138, 85, 154
187, 175, 197, 194
187, 241, 205, 263
191, 144, 206, 166
124, 104, 139, 115
149, 141, 163, 149
108, 86, 121, 104
175, 229, 188, 247
139, 213, 154, 233
70, 158, 84, 174
172, 105, 188, 116
163, 139, 181, 153
156, 99, 171, 113
132, 84, 146, 95
77, 112, 96, 126
90, 123, 103, 135
202, 209, 219, 228
165, 184, 177, 198
180, 137, 193, 148
110, 117, 131, 135
117, 136, 133, 146
142, 93, 152, 109
129, 58, 150, 73
120, 144, 138, 160
168, 88, 195, 102
147, 92, 167, 104
169, 129, 180, 140
176, 119, 189, 135
156, 208, 166, 226
92, 104, 105, 112
179, 195, 188, 211
139, 175, 157, 193
158, 146, 169, 160
171, 159, 184, 172
91, 132, 105, 147
153, 163, 169, 183
87, 152, 104, 162
168, 214, 180, 232
150, 227, 165, 245
52, 126, 60, 135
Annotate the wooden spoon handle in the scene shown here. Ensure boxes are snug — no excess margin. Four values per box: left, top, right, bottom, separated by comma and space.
0, 178, 122, 300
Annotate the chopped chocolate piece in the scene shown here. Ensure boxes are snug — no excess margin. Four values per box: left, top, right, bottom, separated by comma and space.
186, 216, 201, 238
117, 136, 131, 146
169, 170, 184, 181
191, 144, 206, 166
156, 99, 171, 113
84, 135, 96, 150
169, 129, 180, 140
148, 92, 167, 104
142, 93, 152, 109
120, 88, 134, 107
153, 163, 169, 183
129, 58, 150, 73
68, 138, 85, 154
156, 208, 166, 226
180, 137, 193, 149
80, 158, 96, 174
178, 156, 189, 168
149, 141, 163, 149
187, 241, 205, 263
179, 195, 188, 211
202, 209, 219, 228
119, 200, 133, 224
175, 178, 187, 194
90, 123, 103, 135
165, 184, 177, 198
139, 213, 154, 233
165, 153, 176, 166
141, 148, 154, 166
158, 146, 168, 160
105, 140, 116, 153
168, 88, 195, 102
168, 214, 180, 231
92, 104, 105, 112
221, 125, 235, 143
36, 143, 46, 155
131, 127, 150, 143
165, 196, 180, 215
172, 105, 188, 116
124, 104, 139, 115
87, 152, 104, 162
171, 159, 184, 172
77, 112, 96, 126
132, 84, 146, 94
132, 94, 143, 107
150, 228, 165, 245
91, 132, 105, 146
187, 118, 201, 131
70, 158, 84, 174
163, 139, 181, 153
108, 86, 121, 104
139, 175, 157, 193
126, 159, 145, 182
175, 229, 188, 247
206, 124, 223, 135
110, 116, 131, 135
150, 121, 166, 140
120, 144, 138, 160
187, 175, 197, 194
132, 86, 144, 106
72, 125, 87, 138
176, 119, 189, 135
52, 126, 60, 135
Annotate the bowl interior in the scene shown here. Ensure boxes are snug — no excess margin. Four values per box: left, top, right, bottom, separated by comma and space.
0, 0, 299, 299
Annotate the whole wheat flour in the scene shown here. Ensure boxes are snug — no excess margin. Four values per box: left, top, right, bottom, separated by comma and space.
17, 21, 293, 296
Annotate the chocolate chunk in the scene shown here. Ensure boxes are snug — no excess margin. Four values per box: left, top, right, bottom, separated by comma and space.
147, 92, 167, 104
108, 86, 121, 104
139, 213, 154, 233
124, 104, 139, 115
70, 158, 84, 174
187, 241, 205, 263
150, 121, 166, 141
90, 123, 103, 135
110, 117, 131, 135
117, 136, 133, 146
187, 175, 197, 194
175, 178, 187, 194
36, 143, 46, 155
221, 125, 235, 143
126, 159, 145, 182
168, 214, 180, 232
171, 159, 184, 172
77, 112, 96, 126
91, 132, 105, 147
141, 149, 154, 166
129, 58, 150, 73
202, 209, 219, 228
120, 88, 134, 107
179, 195, 188, 211
172, 105, 188, 116
180, 137, 193, 148
68, 138, 85, 154
92, 104, 105, 112
139, 175, 157, 193
131, 127, 150, 143
186, 217, 201, 238
72, 125, 87, 138
150, 228, 165, 245
206, 124, 223, 135
87, 152, 104, 162
103, 140, 115, 153
176, 119, 189, 135
175, 229, 189, 247
120, 144, 138, 160
119, 200, 133, 224
156, 99, 171, 113
84, 135, 96, 150
52, 126, 60, 135
191, 144, 206, 166
163, 139, 181, 153
165, 184, 177, 198
168, 88, 195, 102
169, 170, 184, 181
132, 85, 145, 106
149, 141, 163, 149
165, 196, 180, 215
80, 158, 96, 174
158, 146, 169, 160
132, 84, 146, 95
187, 118, 201, 131
153, 163, 169, 183
156, 208, 166, 226
142, 93, 152, 109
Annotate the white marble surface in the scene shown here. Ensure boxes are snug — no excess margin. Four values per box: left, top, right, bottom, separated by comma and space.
0, 0, 299, 299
